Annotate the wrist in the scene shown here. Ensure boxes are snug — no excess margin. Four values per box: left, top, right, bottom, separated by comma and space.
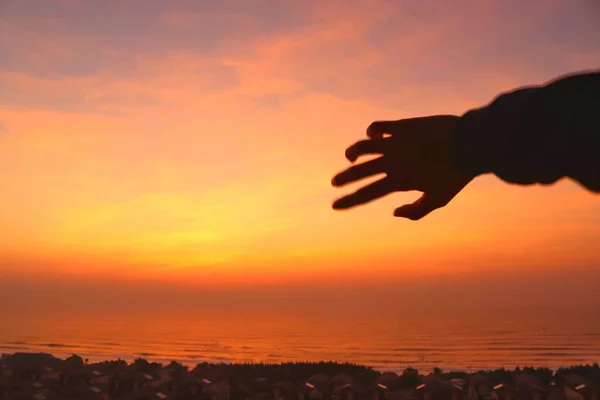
450, 109, 493, 179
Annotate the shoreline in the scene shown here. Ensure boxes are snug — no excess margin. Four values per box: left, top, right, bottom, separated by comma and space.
2, 348, 598, 375
1, 349, 592, 375
2, 351, 599, 374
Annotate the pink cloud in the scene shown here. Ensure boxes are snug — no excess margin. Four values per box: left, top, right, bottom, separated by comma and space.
3, 0, 599, 115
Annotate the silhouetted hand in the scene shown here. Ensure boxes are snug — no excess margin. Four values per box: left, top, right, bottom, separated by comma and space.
331, 115, 475, 220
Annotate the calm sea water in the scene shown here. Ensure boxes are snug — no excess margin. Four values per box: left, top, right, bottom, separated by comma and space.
1, 308, 599, 373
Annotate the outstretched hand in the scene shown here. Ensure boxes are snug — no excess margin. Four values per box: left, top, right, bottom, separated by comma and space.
331, 115, 475, 220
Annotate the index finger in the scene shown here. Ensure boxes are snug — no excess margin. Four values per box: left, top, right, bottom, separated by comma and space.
366, 121, 399, 139
366, 115, 456, 139
345, 138, 387, 162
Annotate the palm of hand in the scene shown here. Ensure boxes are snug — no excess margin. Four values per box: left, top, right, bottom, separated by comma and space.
331, 115, 474, 220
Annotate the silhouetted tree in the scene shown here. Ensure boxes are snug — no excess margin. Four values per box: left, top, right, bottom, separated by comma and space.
521, 366, 553, 384
441, 371, 468, 380
65, 354, 84, 371
485, 368, 514, 384
398, 367, 421, 388
132, 358, 161, 373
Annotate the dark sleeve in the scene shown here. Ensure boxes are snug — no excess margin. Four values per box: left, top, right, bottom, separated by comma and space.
451, 71, 600, 192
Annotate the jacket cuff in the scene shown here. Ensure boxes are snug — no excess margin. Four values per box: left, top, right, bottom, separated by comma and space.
450, 108, 495, 178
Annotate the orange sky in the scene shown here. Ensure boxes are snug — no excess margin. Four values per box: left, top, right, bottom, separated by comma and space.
1, 0, 599, 308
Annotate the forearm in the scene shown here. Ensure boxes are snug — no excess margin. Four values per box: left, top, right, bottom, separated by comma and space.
451, 71, 600, 192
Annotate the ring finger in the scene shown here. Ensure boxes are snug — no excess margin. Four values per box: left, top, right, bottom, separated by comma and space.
331, 157, 386, 187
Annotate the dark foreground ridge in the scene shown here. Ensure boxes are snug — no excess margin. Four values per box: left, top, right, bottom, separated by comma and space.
1, 353, 599, 399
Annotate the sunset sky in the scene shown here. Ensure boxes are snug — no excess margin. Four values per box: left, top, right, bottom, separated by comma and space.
1, 0, 599, 313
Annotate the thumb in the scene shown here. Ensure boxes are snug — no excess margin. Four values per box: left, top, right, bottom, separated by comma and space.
393, 193, 443, 221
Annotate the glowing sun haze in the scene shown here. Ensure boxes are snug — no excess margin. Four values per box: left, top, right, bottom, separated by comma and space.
1, 0, 599, 300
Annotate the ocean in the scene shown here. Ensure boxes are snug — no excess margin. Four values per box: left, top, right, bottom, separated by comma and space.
1, 306, 599, 373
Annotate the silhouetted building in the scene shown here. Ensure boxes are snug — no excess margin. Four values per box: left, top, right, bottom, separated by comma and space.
563, 374, 597, 400
468, 374, 494, 400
